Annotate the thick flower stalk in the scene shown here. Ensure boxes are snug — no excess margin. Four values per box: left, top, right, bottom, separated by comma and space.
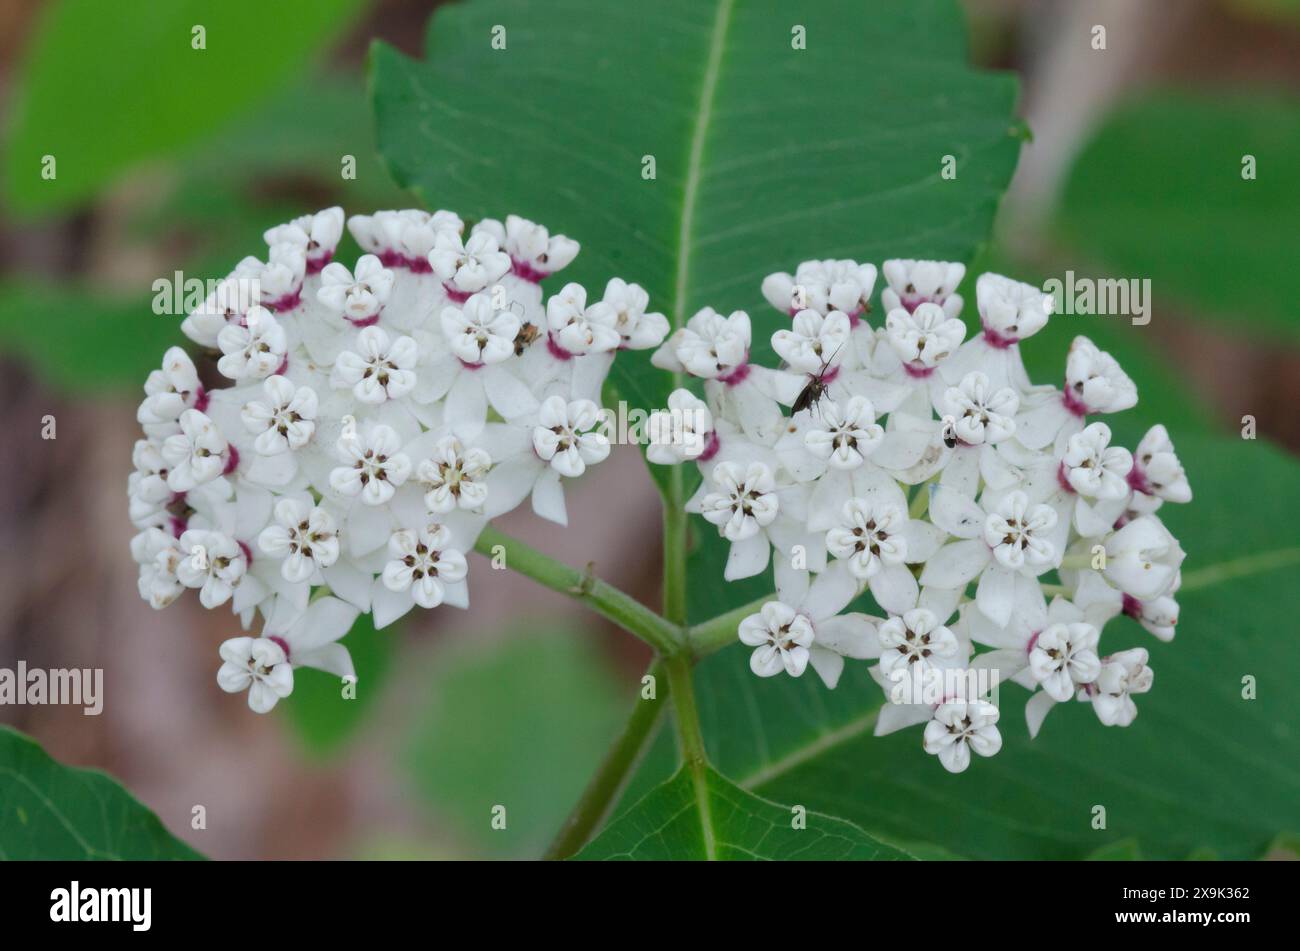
655, 259, 1191, 773
128, 207, 669, 712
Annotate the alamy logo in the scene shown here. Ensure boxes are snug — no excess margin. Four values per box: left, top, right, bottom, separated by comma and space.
49, 882, 151, 931
0, 663, 103, 715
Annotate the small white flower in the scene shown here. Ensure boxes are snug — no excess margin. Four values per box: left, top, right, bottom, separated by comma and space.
1090, 648, 1152, 727
176, 528, 246, 608
241, 375, 317, 455
475, 214, 580, 280
1100, 516, 1185, 600
885, 301, 966, 370
877, 608, 960, 694
317, 255, 395, 324
257, 498, 340, 583
942, 372, 1018, 445
258, 242, 307, 310
138, 347, 204, 431
546, 283, 621, 355
217, 596, 359, 713
651, 307, 751, 379
265, 206, 344, 271
1061, 422, 1133, 499
590, 278, 668, 350
803, 396, 883, 468
532, 396, 610, 477
131, 528, 185, 610
1064, 336, 1137, 414
738, 601, 815, 677
881, 259, 965, 317
699, 461, 778, 541
923, 700, 1002, 773
217, 305, 287, 382
1029, 621, 1101, 702
218, 637, 292, 714
428, 231, 511, 294
772, 309, 852, 373
329, 424, 411, 505
1131, 424, 1191, 503
416, 435, 492, 513
982, 490, 1058, 571
331, 325, 419, 403
161, 409, 232, 491
645, 389, 714, 464
441, 292, 522, 365
975, 272, 1053, 343
826, 497, 908, 579
381, 524, 469, 609
181, 272, 259, 347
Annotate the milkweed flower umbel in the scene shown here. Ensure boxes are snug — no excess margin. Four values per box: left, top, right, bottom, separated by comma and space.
128, 207, 668, 712
651, 257, 1191, 773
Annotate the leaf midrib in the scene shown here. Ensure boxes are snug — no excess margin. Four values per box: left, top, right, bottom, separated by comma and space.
672, 0, 734, 328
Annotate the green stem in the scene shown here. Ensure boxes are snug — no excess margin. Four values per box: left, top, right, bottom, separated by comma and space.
662, 464, 689, 625
544, 659, 668, 860
474, 525, 682, 655
689, 592, 773, 658
666, 653, 715, 858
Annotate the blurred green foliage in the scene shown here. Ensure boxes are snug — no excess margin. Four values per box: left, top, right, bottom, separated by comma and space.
3, 0, 368, 214
403, 628, 625, 859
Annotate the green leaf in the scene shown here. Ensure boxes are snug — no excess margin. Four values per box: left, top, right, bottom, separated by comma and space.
280, 613, 393, 755
1086, 839, 1142, 861
634, 435, 1300, 859
577, 763, 916, 860
404, 628, 626, 858
371, 0, 1023, 490
1056, 92, 1300, 341
0, 727, 202, 860
4, 0, 367, 214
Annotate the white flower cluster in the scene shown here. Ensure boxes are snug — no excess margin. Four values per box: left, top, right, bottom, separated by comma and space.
128, 207, 668, 712
650, 260, 1190, 773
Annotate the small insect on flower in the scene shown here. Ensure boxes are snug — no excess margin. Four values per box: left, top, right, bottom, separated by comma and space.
941, 414, 959, 449
514, 321, 542, 355
791, 342, 844, 416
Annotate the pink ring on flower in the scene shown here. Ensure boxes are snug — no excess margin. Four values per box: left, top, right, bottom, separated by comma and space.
547, 334, 575, 361
458, 358, 486, 371
237, 539, 254, 566
305, 252, 333, 275
1061, 387, 1089, 417
1056, 460, 1076, 495
222, 446, 241, 476
378, 250, 406, 268
268, 635, 291, 661
716, 362, 751, 386
513, 259, 548, 283
346, 312, 381, 328
902, 362, 934, 379
193, 387, 210, 413
1121, 593, 1142, 619
1025, 630, 1042, 655
1126, 465, 1153, 495
698, 429, 721, 462
443, 283, 473, 304
409, 257, 433, 274
981, 322, 1018, 350
265, 290, 302, 313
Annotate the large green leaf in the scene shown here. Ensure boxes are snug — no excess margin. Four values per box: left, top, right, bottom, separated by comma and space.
371, 0, 1023, 489
1056, 92, 1300, 341
632, 435, 1300, 859
4, 0, 367, 214
578, 763, 915, 860
0, 727, 201, 860
404, 627, 626, 858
